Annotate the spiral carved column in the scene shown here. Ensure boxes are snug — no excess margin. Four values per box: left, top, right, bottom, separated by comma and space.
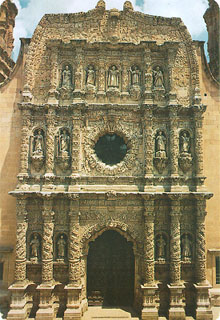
71, 115, 81, 179
169, 107, 180, 192
141, 197, 158, 320
194, 198, 212, 319
8, 198, 28, 320
64, 196, 82, 320
36, 198, 55, 320
48, 46, 59, 103
168, 198, 185, 320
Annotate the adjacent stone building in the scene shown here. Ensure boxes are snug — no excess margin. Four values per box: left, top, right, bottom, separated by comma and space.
0, 0, 220, 319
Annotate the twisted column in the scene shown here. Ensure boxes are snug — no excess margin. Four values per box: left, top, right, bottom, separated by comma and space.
48, 46, 59, 103
143, 199, 155, 285
68, 196, 81, 285
170, 199, 181, 284
14, 198, 28, 283
42, 198, 54, 283
195, 199, 207, 284
194, 108, 205, 177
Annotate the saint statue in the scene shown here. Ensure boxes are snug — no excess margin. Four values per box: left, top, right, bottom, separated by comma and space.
86, 65, 95, 86
33, 129, 44, 156
30, 235, 40, 260
156, 235, 166, 260
180, 132, 190, 154
61, 65, 72, 89
108, 65, 119, 88
57, 235, 66, 259
131, 66, 140, 85
153, 66, 164, 88
182, 234, 192, 260
59, 129, 70, 156
155, 131, 167, 158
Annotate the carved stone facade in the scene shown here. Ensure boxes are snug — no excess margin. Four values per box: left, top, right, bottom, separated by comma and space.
1, 1, 218, 319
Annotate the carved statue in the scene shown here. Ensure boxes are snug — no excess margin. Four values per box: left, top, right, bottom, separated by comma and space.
131, 66, 140, 85
182, 234, 192, 260
57, 235, 66, 259
153, 66, 164, 88
108, 65, 119, 87
30, 234, 40, 260
145, 63, 152, 88
33, 129, 44, 156
86, 65, 95, 86
156, 234, 166, 260
59, 129, 70, 156
180, 132, 190, 154
61, 65, 72, 89
155, 131, 167, 158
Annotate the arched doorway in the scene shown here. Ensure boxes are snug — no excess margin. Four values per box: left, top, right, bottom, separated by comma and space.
87, 230, 135, 307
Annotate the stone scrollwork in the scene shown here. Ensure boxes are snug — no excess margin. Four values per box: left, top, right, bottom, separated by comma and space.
153, 130, 168, 173
178, 130, 192, 173
30, 129, 45, 172
55, 128, 71, 171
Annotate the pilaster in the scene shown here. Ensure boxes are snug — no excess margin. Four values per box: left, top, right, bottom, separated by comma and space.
169, 107, 180, 192
144, 107, 154, 192
48, 46, 59, 104
18, 108, 32, 179
44, 107, 56, 180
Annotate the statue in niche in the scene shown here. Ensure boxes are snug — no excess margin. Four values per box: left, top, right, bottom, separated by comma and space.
155, 131, 167, 158
153, 66, 164, 89
145, 63, 152, 88
33, 129, 44, 156
57, 235, 66, 260
180, 132, 190, 155
59, 129, 70, 156
30, 234, 40, 261
108, 65, 119, 88
156, 234, 166, 260
181, 234, 192, 261
131, 66, 141, 85
86, 65, 96, 86
61, 65, 72, 89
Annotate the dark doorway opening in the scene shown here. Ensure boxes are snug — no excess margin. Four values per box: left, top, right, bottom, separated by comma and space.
87, 230, 134, 307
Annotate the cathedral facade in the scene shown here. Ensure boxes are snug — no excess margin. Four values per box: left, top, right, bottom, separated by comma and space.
0, 0, 220, 319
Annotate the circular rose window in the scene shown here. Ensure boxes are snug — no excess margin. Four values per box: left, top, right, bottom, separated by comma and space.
94, 134, 128, 166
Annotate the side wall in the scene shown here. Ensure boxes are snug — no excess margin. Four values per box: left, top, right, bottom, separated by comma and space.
0, 40, 26, 309
196, 41, 220, 290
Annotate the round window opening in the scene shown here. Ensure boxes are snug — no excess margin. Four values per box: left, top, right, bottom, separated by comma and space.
94, 134, 128, 166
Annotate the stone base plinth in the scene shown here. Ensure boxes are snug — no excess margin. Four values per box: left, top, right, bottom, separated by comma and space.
194, 282, 213, 320
141, 284, 159, 320
168, 284, 185, 319
35, 284, 55, 320
7, 283, 29, 320
64, 285, 82, 320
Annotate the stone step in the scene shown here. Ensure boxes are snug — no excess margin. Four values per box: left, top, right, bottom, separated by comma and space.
82, 306, 139, 320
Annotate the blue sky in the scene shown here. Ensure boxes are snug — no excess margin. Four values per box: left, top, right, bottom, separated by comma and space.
1, 0, 217, 60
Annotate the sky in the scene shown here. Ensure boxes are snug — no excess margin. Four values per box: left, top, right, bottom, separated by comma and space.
1, 0, 220, 60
